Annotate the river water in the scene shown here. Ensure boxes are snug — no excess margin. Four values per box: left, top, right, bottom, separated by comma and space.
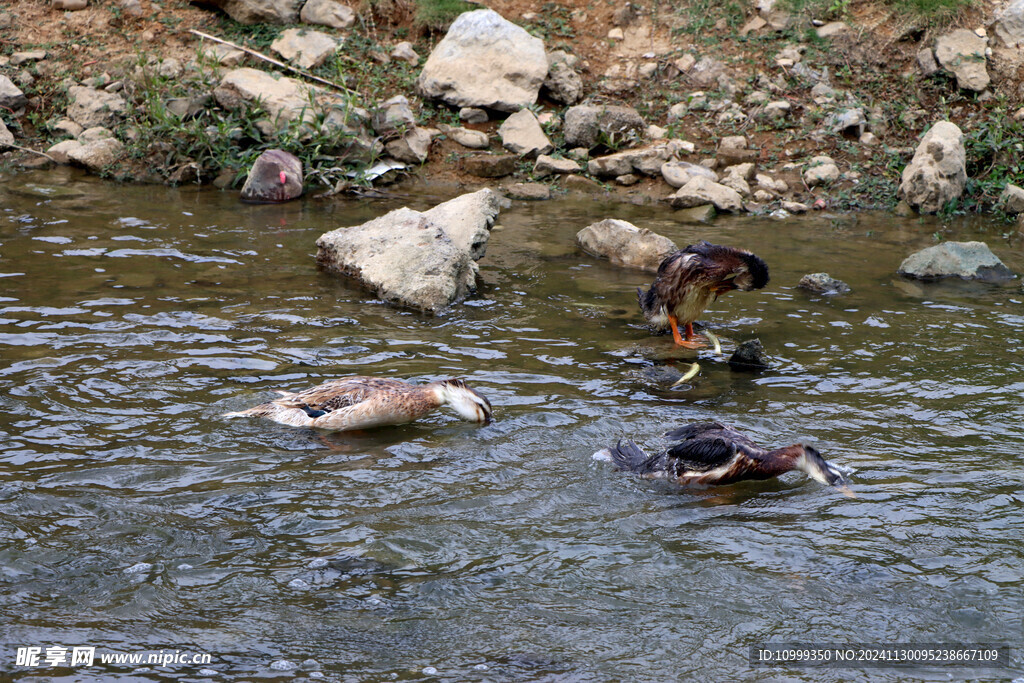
1, 168, 1022, 682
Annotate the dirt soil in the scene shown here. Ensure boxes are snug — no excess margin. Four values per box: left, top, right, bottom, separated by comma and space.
2, 0, 1023, 211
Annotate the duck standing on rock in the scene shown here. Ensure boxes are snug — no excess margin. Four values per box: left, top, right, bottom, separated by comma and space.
638, 241, 770, 348
597, 422, 851, 492
224, 376, 492, 431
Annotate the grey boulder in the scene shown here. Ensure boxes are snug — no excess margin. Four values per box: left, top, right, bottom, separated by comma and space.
575, 219, 677, 272
897, 241, 1015, 282
897, 121, 967, 214
240, 149, 303, 203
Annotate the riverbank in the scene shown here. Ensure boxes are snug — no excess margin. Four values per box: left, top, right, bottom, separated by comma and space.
2, 0, 1024, 223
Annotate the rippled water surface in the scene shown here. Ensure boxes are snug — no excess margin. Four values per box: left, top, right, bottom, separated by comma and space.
1, 168, 1023, 682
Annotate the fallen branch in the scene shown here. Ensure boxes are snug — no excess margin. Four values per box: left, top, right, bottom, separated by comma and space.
4, 142, 57, 162
188, 29, 360, 98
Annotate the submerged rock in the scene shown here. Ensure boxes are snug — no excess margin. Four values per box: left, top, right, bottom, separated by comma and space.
728, 339, 773, 370
417, 9, 547, 112
897, 241, 1016, 282
575, 219, 676, 272
798, 272, 851, 295
240, 149, 303, 203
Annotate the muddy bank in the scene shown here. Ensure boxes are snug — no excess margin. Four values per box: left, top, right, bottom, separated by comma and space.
2, 0, 1024, 226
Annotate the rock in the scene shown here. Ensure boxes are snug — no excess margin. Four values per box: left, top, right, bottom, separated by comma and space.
740, 16, 768, 35
0, 75, 27, 110
668, 176, 744, 212
79, 126, 114, 143
717, 135, 758, 165
0, 120, 13, 148
576, 219, 676, 272
815, 21, 849, 38
423, 188, 507, 259
763, 100, 791, 119
240, 149, 303, 203
934, 29, 989, 91
270, 28, 338, 69
720, 174, 751, 197
827, 108, 867, 137
675, 204, 717, 222
999, 184, 1024, 213
860, 131, 879, 146
200, 0, 298, 23
661, 160, 718, 188
391, 41, 419, 65
371, 95, 416, 134
315, 190, 504, 313
563, 104, 645, 149
674, 54, 697, 72
300, 0, 355, 29
213, 68, 316, 127
534, 154, 580, 177
608, 27, 625, 40
781, 200, 809, 213
615, 173, 639, 186
728, 339, 772, 370
203, 43, 247, 67
67, 137, 124, 172
803, 155, 840, 186
647, 124, 667, 139
544, 51, 584, 104
897, 241, 1015, 281
504, 182, 551, 200
687, 57, 728, 88
797, 272, 851, 295
724, 162, 756, 181
447, 127, 489, 149
562, 174, 605, 193
993, 0, 1024, 46
417, 9, 547, 112
53, 118, 83, 138
897, 121, 966, 214
385, 127, 432, 164
53, 0, 88, 8
588, 145, 670, 178
67, 85, 126, 128
47, 139, 82, 164
753, 190, 774, 202
10, 50, 47, 66
917, 47, 940, 76
498, 109, 552, 157
462, 154, 517, 178
459, 107, 487, 124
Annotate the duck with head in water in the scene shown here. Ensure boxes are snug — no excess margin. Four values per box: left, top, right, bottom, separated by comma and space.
224, 376, 492, 431
597, 421, 851, 492
638, 241, 770, 348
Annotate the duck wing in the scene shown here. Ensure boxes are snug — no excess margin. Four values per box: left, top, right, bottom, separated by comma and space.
665, 436, 738, 473
272, 376, 412, 413
665, 422, 761, 451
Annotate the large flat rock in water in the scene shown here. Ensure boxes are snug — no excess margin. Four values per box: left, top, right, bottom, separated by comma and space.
315, 189, 506, 313
897, 241, 1016, 282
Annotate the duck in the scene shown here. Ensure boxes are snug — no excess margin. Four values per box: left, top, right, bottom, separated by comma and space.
223, 376, 492, 431
597, 421, 850, 490
637, 241, 769, 348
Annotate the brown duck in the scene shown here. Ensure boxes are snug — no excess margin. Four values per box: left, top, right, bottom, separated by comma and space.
638, 241, 769, 348
598, 422, 849, 490
224, 376, 492, 431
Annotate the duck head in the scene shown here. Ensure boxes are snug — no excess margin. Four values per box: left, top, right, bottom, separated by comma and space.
795, 445, 847, 486
438, 379, 493, 424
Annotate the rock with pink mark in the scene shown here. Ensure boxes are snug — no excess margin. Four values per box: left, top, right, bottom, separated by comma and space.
240, 149, 303, 203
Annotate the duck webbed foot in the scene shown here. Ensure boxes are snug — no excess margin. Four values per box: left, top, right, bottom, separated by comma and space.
668, 316, 707, 348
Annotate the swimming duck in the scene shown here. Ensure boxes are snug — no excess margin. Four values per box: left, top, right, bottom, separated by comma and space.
637, 241, 769, 348
598, 421, 848, 489
223, 376, 492, 431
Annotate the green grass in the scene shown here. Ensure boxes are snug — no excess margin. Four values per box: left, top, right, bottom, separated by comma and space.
413, 0, 476, 31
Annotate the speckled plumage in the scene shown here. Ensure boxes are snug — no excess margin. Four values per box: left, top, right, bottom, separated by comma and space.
637, 241, 770, 336
224, 376, 491, 431
603, 422, 846, 488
